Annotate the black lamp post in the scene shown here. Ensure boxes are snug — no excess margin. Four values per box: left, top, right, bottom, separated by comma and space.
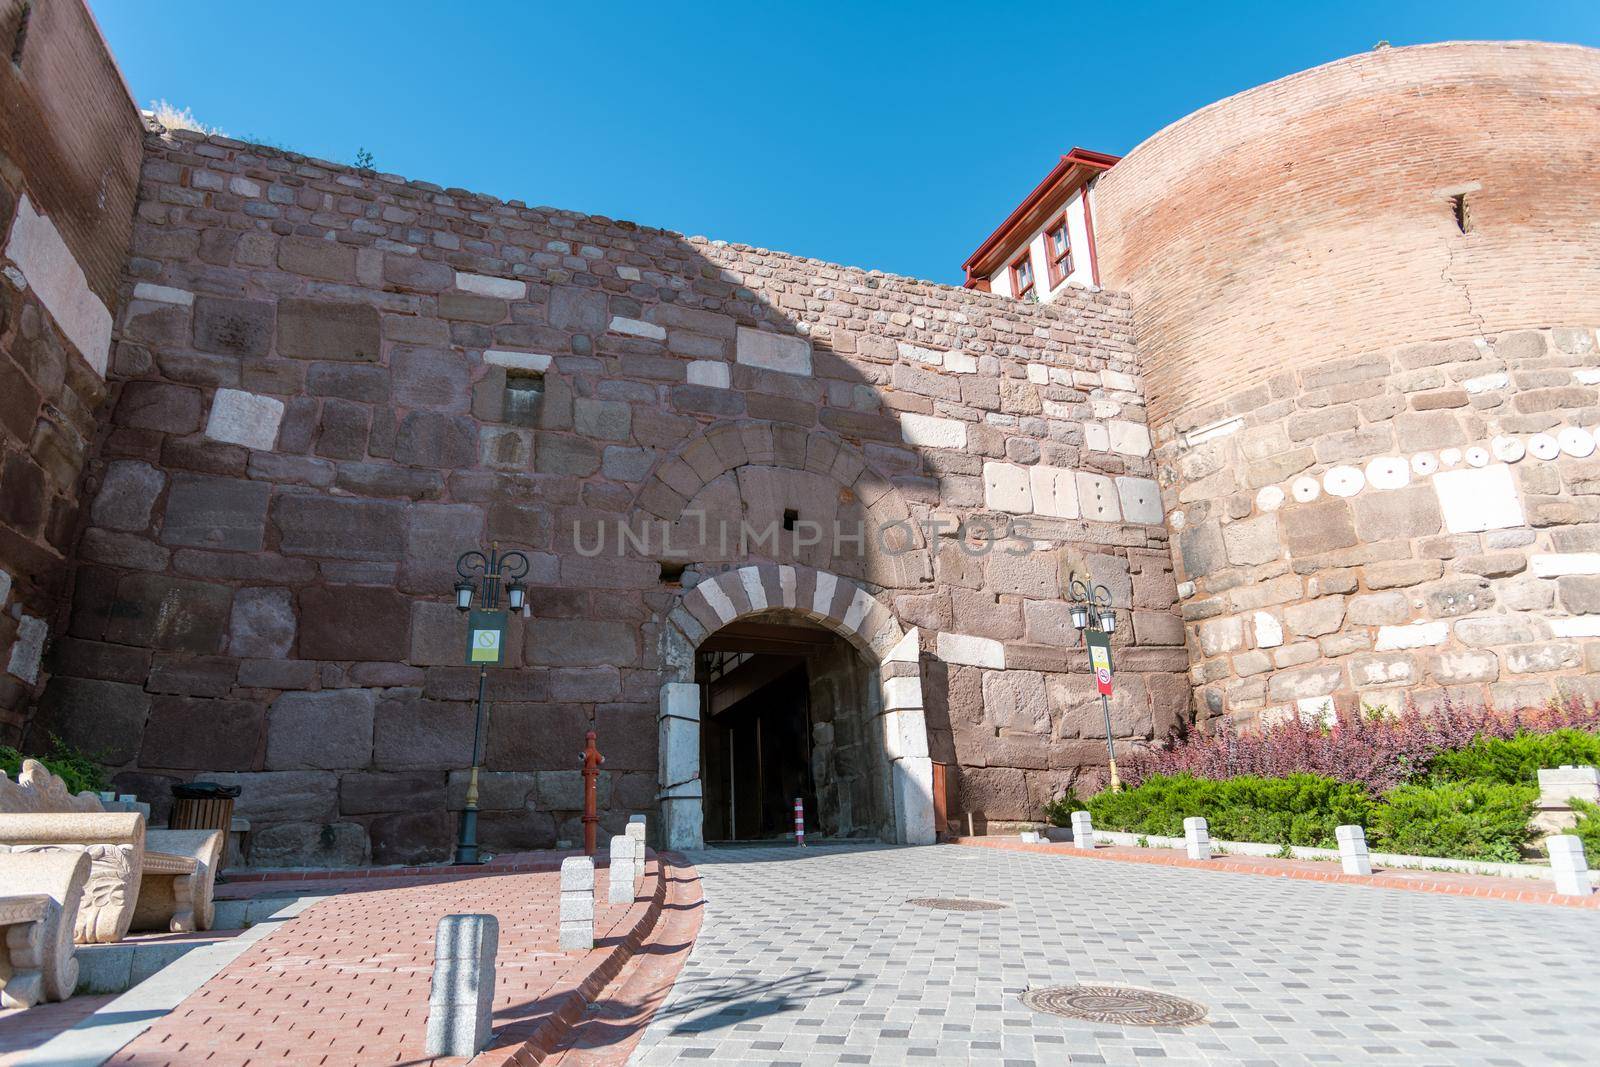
451, 543, 529, 865
1067, 575, 1123, 792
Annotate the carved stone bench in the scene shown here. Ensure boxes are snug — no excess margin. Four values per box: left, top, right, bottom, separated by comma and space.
0, 761, 223, 943
0, 850, 90, 1007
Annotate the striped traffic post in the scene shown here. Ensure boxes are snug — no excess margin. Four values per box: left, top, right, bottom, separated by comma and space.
793, 797, 806, 847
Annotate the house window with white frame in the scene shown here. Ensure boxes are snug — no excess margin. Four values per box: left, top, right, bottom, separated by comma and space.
1010, 250, 1036, 301
1045, 215, 1072, 288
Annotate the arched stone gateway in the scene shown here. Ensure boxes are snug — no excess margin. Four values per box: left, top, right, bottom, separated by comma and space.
656, 564, 934, 850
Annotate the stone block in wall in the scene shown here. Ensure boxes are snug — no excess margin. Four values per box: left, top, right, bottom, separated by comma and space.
1364, 559, 1444, 589
90, 460, 165, 532
1422, 578, 1493, 618
273, 495, 406, 560
265, 689, 376, 770
1267, 665, 1342, 702
249, 821, 370, 868
1346, 591, 1410, 625
395, 412, 477, 468
226, 587, 296, 659
524, 619, 638, 667
28, 677, 150, 765
392, 347, 470, 412
548, 287, 608, 335
297, 586, 411, 661
486, 703, 591, 771
980, 670, 1049, 733
1178, 522, 1226, 578
1222, 514, 1279, 567
982, 462, 1031, 514
158, 474, 271, 551
1428, 649, 1500, 685
340, 772, 446, 815
105, 574, 233, 653
369, 810, 452, 866
114, 381, 203, 434
1353, 486, 1442, 541
307, 362, 391, 404
192, 296, 275, 358
277, 237, 356, 282
1284, 596, 1346, 638
373, 695, 476, 771
277, 299, 381, 361
1197, 616, 1243, 656
1280, 500, 1357, 556
139, 696, 262, 770
1434, 465, 1525, 533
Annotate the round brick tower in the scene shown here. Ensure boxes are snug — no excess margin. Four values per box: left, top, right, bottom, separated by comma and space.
1091, 41, 1600, 728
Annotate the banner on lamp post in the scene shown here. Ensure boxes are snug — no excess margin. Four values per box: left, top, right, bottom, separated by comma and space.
1085, 629, 1114, 697
466, 609, 508, 665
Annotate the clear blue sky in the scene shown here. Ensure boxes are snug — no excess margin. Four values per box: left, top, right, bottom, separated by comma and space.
92, 1, 1599, 286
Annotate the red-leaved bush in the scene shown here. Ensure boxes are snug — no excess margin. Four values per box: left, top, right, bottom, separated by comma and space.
1121, 696, 1600, 794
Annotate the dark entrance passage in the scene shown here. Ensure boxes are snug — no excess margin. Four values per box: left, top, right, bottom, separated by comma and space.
697, 614, 889, 843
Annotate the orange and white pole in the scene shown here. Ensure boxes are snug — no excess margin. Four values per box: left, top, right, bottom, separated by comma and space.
793, 797, 806, 847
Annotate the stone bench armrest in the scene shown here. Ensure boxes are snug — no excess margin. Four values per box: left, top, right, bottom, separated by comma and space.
0, 811, 146, 848
0, 851, 90, 1006
136, 829, 225, 934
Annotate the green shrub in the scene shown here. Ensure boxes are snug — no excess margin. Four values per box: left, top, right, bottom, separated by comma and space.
1570, 798, 1600, 857
0, 735, 108, 795
1084, 773, 1374, 849
1369, 780, 1537, 862
1042, 790, 1084, 827
1426, 729, 1600, 786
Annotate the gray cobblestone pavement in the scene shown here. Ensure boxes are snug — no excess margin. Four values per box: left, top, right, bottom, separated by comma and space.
628, 843, 1597, 1065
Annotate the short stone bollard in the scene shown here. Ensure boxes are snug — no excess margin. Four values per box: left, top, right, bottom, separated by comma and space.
1335, 824, 1371, 876
1183, 816, 1211, 861
627, 815, 647, 892
559, 856, 595, 950
1546, 835, 1593, 896
1018, 830, 1042, 844
608, 834, 635, 904
1070, 810, 1095, 850
425, 913, 498, 1058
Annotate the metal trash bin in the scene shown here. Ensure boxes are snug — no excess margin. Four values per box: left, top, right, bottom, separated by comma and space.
169, 781, 241, 833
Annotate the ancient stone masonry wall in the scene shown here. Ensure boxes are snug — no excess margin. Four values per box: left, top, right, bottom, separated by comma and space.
1168, 326, 1600, 730
0, 0, 144, 739
28, 127, 1179, 863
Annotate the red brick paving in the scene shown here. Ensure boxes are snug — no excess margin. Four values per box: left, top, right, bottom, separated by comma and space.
104, 851, 679, 1066
954, 836, 1600, 909
0, 995, 115, 1067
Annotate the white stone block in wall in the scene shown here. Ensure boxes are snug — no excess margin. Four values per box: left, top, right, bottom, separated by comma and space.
686, 360, 730, 388
1116, 477, 1162, 524
228, 176, 261, 198
1463, 371, 1509, 394
1297, 697, 1336, 726
778, 565, 797, 608
841, 586, 873, 633
1026, 363, 1049, 384
813, 571, 838, 616
485, 350, 553, 373
738, 566, 767, 611
696, 580, 736, 624
1102, 370, 1138, 392
1077, 473, 1122, 522
1531, 553, 1600, 578
896, 707, 930, 760
1546, 835, 1592, 896
1433, 464, 1525, 533
897, 342, 945, 365
1029, 465, 1081, 519
900, 413, 967, 450
1107, 421, 1152, 457
608, 316, 666, 340
1083, 422, 1110, 452
935, 631, 1005, 669
944, 351, 977, 374
1374, 622, 1449, 651
983, 462, 1033, 514
735, 326, 812, 376
4, 195, 112, 375
455, 271, 526, 299
1549, 616, 1600, 637
1253, 612, 1284, 648
6, 615, 47, 685
884, 627, 919, 664
205, 389, 285, 451
617, 266, 641, 281
884, 675, 922, 711
131, 283, 194, 306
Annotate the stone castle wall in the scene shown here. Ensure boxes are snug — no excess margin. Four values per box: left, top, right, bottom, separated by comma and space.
1089, 41, 1600, 728
0, 0, 143, 739
25, 126, 1181, 863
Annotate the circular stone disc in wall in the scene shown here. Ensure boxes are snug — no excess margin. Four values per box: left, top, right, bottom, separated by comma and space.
1559, 427, 1596, 458
1529, 433, 1561, 461
1465, 446, 1491, 468
1411, 452, 1439, 476
1440, 448, 1462, 467
1491, 436, 1525, 463
1256, 486, 1285, 511
1291, 476, 1321, 503
1365, 457, 1409, 490
1169, 510, 1186, 530
1324, 466, 1364, 497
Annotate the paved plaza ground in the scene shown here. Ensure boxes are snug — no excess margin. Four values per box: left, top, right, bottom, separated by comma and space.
629, 843, 1599, 1066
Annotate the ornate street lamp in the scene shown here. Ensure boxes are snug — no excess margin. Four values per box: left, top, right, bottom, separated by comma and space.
452, 542, 530, 865
1067, 574, 1123, 793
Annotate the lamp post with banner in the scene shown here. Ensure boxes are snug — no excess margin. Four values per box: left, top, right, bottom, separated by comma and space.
1066, 574, 1123, 792
451, 542, 530, 864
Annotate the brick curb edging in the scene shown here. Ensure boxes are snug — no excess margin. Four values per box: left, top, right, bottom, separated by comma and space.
951, 837, 1600, 910
472, 850, 677, 1066
220, 854, 575, 884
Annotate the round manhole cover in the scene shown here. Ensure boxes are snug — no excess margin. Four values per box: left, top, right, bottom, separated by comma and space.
1021, 985, 1207, 1026
906, 897, 1009, 911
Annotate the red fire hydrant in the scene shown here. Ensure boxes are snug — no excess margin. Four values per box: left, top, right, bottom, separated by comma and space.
580, 730, 604, 856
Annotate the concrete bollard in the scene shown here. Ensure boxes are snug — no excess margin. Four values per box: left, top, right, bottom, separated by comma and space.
1547, 835, 1593, 896
1070, 810, 1095, 850
607, 834, 635, 904
627, 815, 647, 892
1335, 824, 1371, 876
1183, 816, 1211, 861
558, 856, 595, 950
425, 914, 497, 1058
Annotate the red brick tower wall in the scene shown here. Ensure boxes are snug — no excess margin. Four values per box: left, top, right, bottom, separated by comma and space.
0, 0, 144, 739
1092, 42, 1600, 729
